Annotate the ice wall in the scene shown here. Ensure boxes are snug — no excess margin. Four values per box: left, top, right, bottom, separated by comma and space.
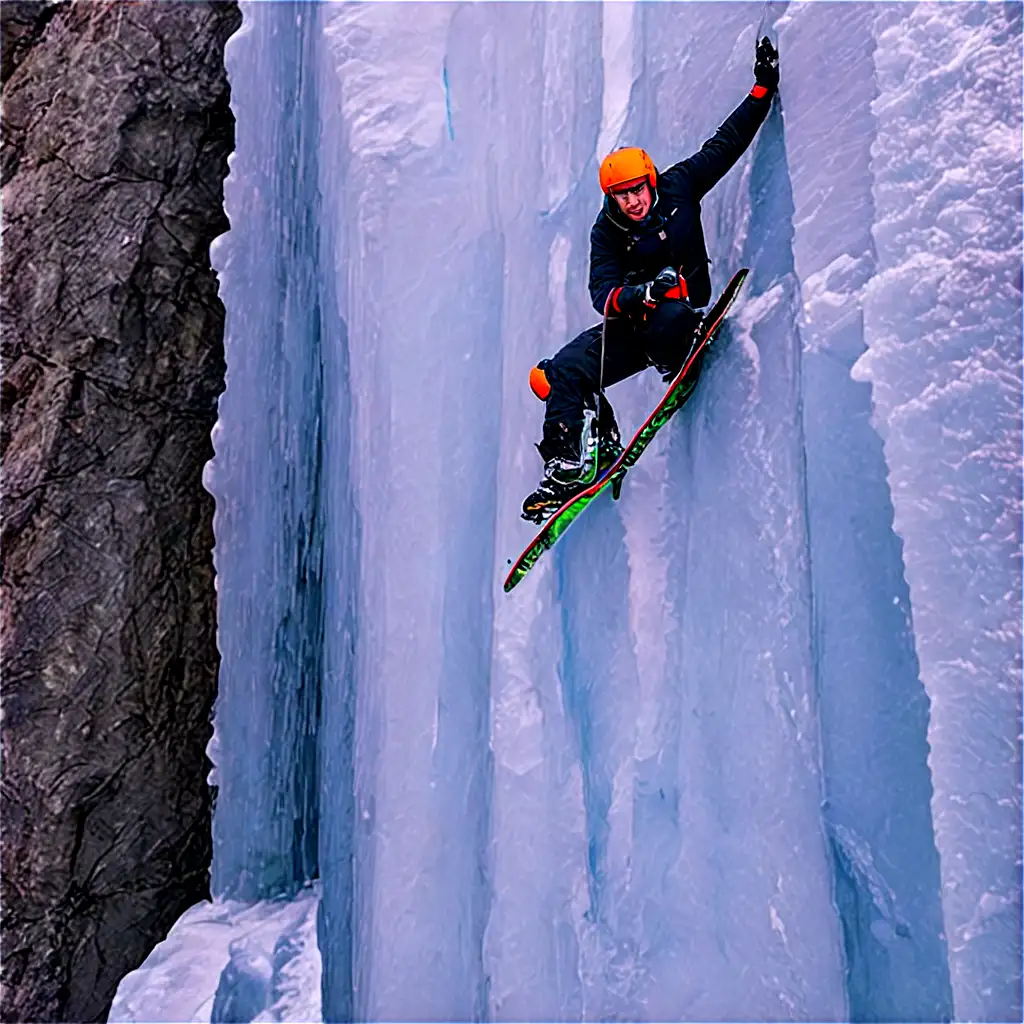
117, 3, 1021, 1021
532, 4, 852, 1018
313, 2, 852, 1017
316, 4, 504, 1018
779, 4, 954, 1019
854, 5, 1022, 1016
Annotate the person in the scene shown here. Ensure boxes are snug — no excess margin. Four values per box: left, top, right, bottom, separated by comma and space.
521, 37, 780, 523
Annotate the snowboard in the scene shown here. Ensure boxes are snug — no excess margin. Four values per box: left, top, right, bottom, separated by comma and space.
504, 268, 748, 593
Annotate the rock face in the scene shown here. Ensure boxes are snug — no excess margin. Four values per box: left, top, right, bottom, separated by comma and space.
0, 2, 240, 1019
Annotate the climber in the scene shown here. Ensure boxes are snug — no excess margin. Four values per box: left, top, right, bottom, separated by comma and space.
521, 37, 780, 523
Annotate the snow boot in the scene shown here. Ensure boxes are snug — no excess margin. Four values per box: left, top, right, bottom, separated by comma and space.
521, 412, 600, 523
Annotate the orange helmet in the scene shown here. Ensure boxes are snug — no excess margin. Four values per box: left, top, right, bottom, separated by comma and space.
599, 147, 657, 194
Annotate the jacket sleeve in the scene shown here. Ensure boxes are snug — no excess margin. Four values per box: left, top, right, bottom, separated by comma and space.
672, 89, 773, 201
588, 219, 625, 315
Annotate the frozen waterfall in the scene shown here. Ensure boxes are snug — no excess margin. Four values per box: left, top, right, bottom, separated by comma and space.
112, 3, 1021, 1022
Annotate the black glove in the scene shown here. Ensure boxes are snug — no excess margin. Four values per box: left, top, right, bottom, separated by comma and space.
611, 282, 653, 315
613, 268, 687, 315
650, 267, 686, 303
753, 36, 779, 93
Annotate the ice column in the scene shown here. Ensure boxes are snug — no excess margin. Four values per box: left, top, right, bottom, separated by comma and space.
855, 6, 1023, 1020
486, 4, 604, 1021
208, 2, 325, 900
319, 4, 506, 1017
780, 3, 953, 1019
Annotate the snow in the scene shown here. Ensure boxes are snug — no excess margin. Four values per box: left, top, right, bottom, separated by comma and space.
108, 887, 320, 1024
115, 2, 1021, 1021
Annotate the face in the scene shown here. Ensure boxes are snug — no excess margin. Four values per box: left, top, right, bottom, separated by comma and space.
611, 181, 653, 221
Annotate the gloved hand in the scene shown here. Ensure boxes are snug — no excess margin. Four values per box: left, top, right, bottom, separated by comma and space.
650, 266, 687, 303
611, 268, 687, 316
753, 36, 779, 92
610, 282, 653, 315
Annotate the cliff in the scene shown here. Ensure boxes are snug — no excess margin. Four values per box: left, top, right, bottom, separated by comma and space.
0, 2, 239, 1018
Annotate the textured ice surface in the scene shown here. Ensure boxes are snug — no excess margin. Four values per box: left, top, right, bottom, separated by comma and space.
780, 4, 954, 1020
118, 2, 1021, 1021
852, 6, 1023, 1018
109, 887, 320, 1023
203, 2, 326, 901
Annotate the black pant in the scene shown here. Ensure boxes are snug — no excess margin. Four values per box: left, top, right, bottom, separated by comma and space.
537, 299, 702, 460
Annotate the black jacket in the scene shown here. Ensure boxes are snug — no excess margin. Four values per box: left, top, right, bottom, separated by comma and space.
588, 90, 772, 313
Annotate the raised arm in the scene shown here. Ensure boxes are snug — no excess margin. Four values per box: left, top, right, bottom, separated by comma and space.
672, 37, 780, 200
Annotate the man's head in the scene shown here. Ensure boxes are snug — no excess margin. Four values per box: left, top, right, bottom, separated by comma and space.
599, 147, 657, 221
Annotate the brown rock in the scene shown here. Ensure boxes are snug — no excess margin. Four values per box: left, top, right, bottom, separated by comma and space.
0, 2, 241, 1019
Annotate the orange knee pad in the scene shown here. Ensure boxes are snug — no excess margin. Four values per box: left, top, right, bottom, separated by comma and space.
529, 365, 551, 401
